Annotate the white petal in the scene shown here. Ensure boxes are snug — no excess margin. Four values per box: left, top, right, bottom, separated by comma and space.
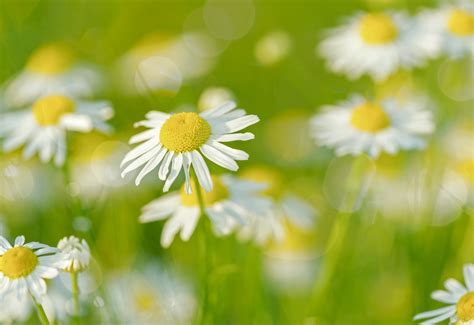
200, 144, 238, 171
190, 150, 213, 192
163, 154, 183, 192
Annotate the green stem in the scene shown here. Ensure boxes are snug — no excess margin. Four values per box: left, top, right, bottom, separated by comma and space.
310, 155, 370, 314
193, 173, 211, 325
32, 297, 50, 325
71, 271, 80, 318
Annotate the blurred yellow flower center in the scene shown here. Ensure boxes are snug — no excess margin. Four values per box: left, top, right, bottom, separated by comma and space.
135, 291, 155, 311
160, 112, 211, 153
32, 95, 75, 126
351, 102, 390, 133
457, 292, 474, 321
359, 13, 398, 44
26, 43, 75, 75
180, 176, 229, 206
447, 9, 474, 36
456, 159, 474, 183
0, 247, 38, 279
241, 166, 283, 198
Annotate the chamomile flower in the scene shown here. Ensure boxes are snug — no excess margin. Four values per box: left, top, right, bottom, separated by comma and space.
57, 236, 91, 273
139, 175, 271, 247
3, 43, 103, 107
0, 235, 66, 301
417, 1, 474, 59
0, 94, 113, 166
198, 87, 235, 112
120, 101, 259, 192
414, 264, 474, 324
115, 32, 217, 96
319, 11, 429, 81
106, 265, 196, 324
239, 166, 316, 245
310, 95, 434, 158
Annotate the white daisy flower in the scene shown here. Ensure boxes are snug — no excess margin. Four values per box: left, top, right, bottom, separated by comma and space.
255, 30, 292, 66
417, 1, 474, 59
120, 101, 259, 192
3, 43, 103, 107
115, 32, 217, 97
319, 11, 429, 81
139, 174, 271, 248
414, 263, 474, 324
57, 236, 91, 273
0, 94, 113, 167
198, 87, 235, 112
106, 264, 196, 324
0, 235, 66, 301
310, 95, 434, 158
239, 166, 316, 245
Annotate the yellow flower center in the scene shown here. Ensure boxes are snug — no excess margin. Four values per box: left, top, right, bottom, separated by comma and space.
135, 290, 156, 312
350, 102, 390, 133
180, 176, 229, 206
359, 13, 398, 44
26, 43, 75, 75
457, 292, 474, 322
32, 95, 76, 126
160, 112, 211, 153
241, 166, 283, 198
0, 247, 38, 279
447, 9, 474, 37
456, 159, 474, 184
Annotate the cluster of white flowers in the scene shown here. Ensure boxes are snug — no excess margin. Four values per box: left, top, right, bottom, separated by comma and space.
0, 43, 113, 167
319, 2, 473, 81
0, 235, 90, 322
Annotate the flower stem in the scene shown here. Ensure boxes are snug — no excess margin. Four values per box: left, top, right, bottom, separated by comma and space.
71, 271, 80, 318
32, 297, 50, 325
192, 173, 212, 325
310, 155, 370, 315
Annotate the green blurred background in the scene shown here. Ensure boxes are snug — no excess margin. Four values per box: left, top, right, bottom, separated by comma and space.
0, 0, 473, 324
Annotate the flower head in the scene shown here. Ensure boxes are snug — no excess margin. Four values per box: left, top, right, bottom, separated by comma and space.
3, 43, 103, 107
310, 95, 434, 158
139, 174, 271, 247
414, 264, 474, 324
0, 94, 113, 166
417, 2, 474, 59
0, 235, 66, 301
121, 101, 259, 192
319, 11, 430, 81
57, 236, 91, 272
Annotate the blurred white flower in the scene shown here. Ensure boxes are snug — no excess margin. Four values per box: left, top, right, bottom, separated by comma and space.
255, 30, 292, 66
414, 263, 474, 324
0, 292, 32, 323
198, 87, 235, 112
3, 43, 103, 107
0, 95, 113, 166
263, 220, 318, 294
106, 264, 196, 324
116, 32, 217, 96
139, 174, 271, 247
319, 11, 429, 81
70, 136, 130, 200
417, 2, 474, 59
121, 101, 259, 192
239, 166, 317, 245
310, 95, 434, 158
0, 235, 66, 301
58, 236, 91, 272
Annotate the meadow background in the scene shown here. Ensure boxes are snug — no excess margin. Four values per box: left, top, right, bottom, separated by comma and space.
0, 0, 473, 324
